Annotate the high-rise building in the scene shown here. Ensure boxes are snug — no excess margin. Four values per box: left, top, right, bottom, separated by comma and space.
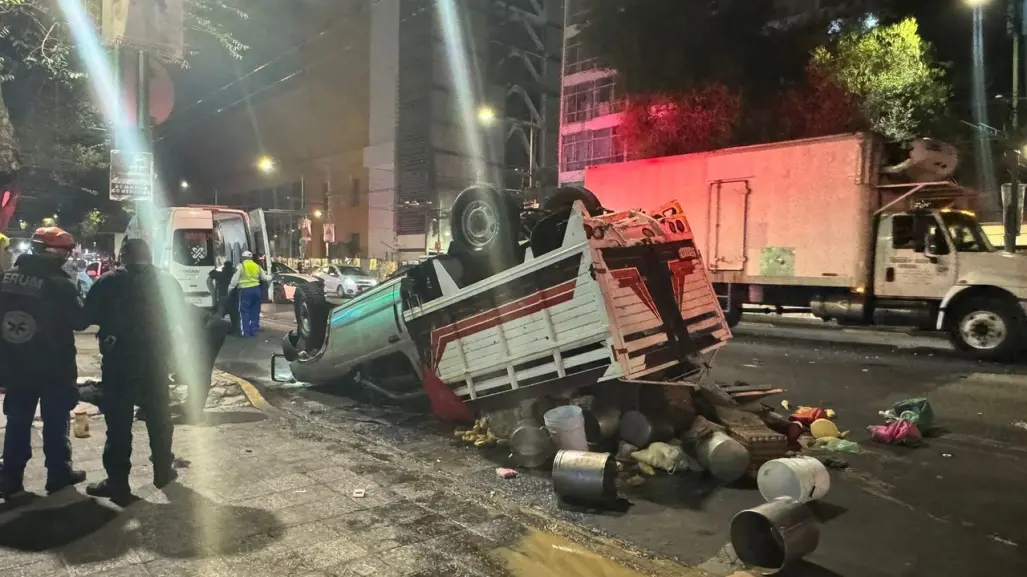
556, 0, 871, 186
168, 0, 562, 262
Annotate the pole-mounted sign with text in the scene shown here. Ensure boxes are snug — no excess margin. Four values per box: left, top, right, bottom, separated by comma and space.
109, 150, 154, 202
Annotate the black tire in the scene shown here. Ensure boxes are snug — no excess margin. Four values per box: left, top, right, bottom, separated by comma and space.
294, 282, 331, 352
543, 185, 605, 216
450, 185, 519, 276
948, 295, 1025, 361
724, 304, 743, 328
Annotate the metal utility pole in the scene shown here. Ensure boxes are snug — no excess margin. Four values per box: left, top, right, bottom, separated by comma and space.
1007, 0, 1023, 252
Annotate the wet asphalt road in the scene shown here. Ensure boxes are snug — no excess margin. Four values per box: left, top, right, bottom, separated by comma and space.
216, 309, 1027, 577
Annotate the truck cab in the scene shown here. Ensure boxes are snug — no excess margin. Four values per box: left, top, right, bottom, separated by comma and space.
871, 208, 1027, 356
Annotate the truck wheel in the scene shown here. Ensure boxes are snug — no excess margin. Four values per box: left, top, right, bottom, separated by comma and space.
543, 185, 605, 216
294, 283, 330, 352
949, 296, 1025, 361
724, 304, 743, 328
450, 185, 518, 276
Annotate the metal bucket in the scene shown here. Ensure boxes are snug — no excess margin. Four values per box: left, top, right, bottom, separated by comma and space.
583, 406, 621, 444
730, 497, 820, 575
696, 431, 750, 483
619, 410, 674, 448
552, 450, 617, 501
510, 423, 555, 469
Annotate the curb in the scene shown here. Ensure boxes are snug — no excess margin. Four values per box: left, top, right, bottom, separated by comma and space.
213, 370, 270, 411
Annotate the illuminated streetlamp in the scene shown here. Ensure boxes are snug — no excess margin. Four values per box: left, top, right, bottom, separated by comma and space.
476, 105, 497, 126
180, 180, 189, 190
257, 155, 276, 175
313, 209, 323, 218
964, 0, 990, 5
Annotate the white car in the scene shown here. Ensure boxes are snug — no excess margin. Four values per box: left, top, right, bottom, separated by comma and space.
313, 265, 377, 298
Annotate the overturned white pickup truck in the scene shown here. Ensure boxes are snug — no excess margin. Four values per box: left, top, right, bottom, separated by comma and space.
276, 186, 732, 414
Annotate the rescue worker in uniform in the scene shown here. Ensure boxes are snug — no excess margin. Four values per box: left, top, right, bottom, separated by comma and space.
0, 231, 12, 272
229, 250, 270, 337
0, 227, 88, 497
83, 239, 187, 504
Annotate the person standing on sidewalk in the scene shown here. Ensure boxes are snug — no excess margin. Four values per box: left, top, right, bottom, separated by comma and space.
83, 238, 187, 504
0, 227, 88, 498
228, 250, 270, 337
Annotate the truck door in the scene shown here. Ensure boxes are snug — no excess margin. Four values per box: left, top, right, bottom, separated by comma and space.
248, 209, 274, 300
709, 180, 749, 271
874, 213, 956, 299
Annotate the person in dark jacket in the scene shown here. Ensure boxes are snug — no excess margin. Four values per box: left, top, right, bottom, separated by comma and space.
0, 227, 88, 498
209, 259, 239, 335
83, 238, 188, 504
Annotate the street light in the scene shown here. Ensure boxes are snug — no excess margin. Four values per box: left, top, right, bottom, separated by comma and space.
179, 180, 189, 190
313, 209, 323, 218
257, 155, 276, 175
965, 0, 990, 6
476, 105, 497, 126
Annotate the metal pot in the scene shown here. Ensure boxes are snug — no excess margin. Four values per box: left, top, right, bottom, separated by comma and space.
552, 450, 617, 501
730, 497, 820, 575
583, 406, 621, 444
696, 431, 750, 483
510, 423, 555, 469
619, 410, 674, 448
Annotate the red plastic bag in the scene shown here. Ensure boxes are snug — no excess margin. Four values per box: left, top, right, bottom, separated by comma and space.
868, 419, 922, 446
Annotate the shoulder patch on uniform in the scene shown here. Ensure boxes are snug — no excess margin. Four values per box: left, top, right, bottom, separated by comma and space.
2, 310, 37, 344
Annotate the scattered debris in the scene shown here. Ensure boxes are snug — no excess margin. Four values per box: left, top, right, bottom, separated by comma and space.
1013, 421, 1027, 431
941, 453, 953, 458
815, 455, 849, 469
880, 397, 934, 429
731, 497, 820, 573
868, 419, 922, 446
496, 467, 519, 480
813, 438, 859, 453
352, 489, 366, 498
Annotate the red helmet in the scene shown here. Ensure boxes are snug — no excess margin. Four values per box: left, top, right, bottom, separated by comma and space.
31, 226, 76, 252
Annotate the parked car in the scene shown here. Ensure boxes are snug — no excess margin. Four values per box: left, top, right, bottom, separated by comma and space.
270, 261, 322, 303
314, 265, 377, 298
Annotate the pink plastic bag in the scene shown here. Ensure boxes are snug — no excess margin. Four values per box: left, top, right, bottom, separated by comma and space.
868, 419, 922, 446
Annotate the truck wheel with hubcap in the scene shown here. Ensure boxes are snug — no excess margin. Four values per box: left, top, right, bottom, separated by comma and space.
949, 295, 1025, 361
294, 282, 330, 352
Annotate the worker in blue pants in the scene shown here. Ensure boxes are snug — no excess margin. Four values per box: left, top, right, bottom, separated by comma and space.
228, 251, 271, 337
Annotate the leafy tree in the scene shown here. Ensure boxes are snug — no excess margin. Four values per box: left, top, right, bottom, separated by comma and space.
0, 0, 249, 184
619, 84, 741, 159
76, 207, 104, 243
810, 17, 948, 141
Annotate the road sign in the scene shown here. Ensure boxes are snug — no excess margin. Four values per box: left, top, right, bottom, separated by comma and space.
323, 223, 336, 243
109, 150, 154, 202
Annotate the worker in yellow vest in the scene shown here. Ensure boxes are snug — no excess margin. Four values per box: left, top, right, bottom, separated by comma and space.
227, 251, 271, 337
0, 232, 11, 272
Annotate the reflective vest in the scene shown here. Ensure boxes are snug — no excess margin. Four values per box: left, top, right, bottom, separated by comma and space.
238, 260, 262, 289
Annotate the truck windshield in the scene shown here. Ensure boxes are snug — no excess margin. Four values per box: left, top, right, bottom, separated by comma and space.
940, 212, 993, 253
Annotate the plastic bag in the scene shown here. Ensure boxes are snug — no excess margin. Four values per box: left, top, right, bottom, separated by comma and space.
631, 442, 696, 474
868, 419, 922, 446
881, 397, 934, 430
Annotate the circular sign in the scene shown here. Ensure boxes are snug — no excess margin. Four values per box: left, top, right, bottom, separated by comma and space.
2, 310, 37, 344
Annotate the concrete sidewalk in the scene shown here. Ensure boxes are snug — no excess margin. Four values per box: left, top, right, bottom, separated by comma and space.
0, 341, 703, 577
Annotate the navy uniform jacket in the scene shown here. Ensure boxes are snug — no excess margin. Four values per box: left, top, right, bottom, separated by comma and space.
0, 254, 88, 389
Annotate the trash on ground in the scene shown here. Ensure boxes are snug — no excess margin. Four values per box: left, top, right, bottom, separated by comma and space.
352, 489, 366, 498
631, 442, 694, 474
809, 418, 840, 439
625, 474, 645, 487
813, 438, 859, 453
868, 418, 922, 446
880, 397, 934, 430
496, 467, 519, 479
788, 406, 835, 426
730, 497, 820, 574
544, 406, 589, 451
552, 450, 618, 502
757, 456, 831, 503
815, 455, 849, 469
697, 431, 750, 483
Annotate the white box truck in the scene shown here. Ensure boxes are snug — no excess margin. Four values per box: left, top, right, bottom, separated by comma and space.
584, 133, 1027, 360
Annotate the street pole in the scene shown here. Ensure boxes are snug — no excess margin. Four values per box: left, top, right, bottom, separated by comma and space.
1007, 0, 1023, 252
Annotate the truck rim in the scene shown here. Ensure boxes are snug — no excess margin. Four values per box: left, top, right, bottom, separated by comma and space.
958, 311, 1007, 350
462, 200, 499, 249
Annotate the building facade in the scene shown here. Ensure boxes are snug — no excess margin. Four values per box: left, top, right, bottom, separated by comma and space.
556, 0, 871, 186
